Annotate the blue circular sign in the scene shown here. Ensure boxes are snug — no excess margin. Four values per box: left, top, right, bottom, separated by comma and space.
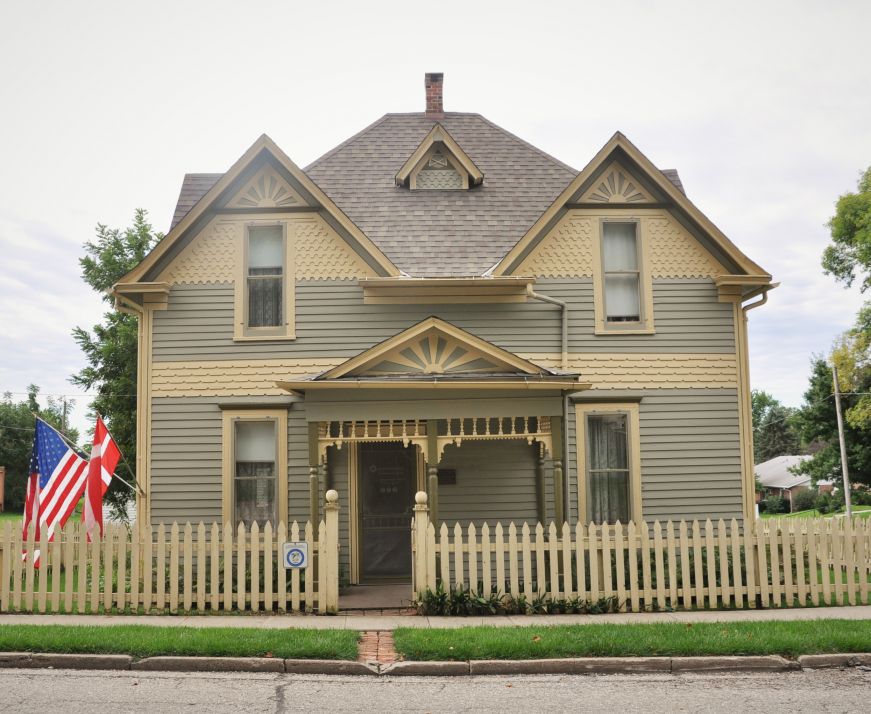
286, 547, 305, 568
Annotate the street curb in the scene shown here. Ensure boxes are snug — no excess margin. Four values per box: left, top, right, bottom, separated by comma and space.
670, 656, 798, 673
797, 653, 871, 669
132, 656, 284, 672
468, 657, 670, 675
0, 652, 869, 675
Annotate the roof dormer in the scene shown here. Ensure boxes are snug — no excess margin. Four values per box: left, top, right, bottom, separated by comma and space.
395, 123, 484, 190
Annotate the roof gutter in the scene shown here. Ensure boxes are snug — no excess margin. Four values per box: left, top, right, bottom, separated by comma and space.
526, 284, 568, 371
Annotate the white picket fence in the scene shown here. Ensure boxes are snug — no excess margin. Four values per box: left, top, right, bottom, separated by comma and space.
411, 496, 871, 610
0, 492, 340, 614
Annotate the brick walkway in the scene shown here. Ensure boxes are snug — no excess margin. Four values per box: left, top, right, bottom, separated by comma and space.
357, 631, 398, 665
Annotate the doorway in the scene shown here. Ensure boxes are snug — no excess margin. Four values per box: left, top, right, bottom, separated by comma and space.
358, 442, 417, 581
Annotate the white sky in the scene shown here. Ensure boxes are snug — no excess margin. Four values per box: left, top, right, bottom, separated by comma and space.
1, 0, 869, 442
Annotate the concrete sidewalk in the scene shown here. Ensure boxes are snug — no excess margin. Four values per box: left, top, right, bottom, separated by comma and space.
1, 605, 869, 631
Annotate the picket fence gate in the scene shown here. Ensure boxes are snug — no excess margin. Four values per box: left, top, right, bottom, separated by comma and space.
0, 491, 340, 615
411, 494, 871, 610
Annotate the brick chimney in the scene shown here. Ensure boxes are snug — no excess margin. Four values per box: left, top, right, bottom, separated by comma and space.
425, 72, 444, 117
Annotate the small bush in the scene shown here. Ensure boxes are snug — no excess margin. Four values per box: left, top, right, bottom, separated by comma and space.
415, 584, 620, 617
762, 496, 788, 514
791, 489, 816, 512
815, 492, 834, 514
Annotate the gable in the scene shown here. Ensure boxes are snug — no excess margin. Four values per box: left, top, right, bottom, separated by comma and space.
116, 134, 400, 290
320, 317, 552, 380
493, 132, 771, 282
579, 160, 654, 204
156, 214, 378, 285
226, 164, 306, 208
515, 209, 725, 279
395, 123, 484, 190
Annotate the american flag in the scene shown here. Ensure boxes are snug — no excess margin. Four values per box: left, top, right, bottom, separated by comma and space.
22, 419, 89, 545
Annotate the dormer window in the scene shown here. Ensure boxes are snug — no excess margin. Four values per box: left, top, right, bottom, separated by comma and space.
396, 124, 483, 191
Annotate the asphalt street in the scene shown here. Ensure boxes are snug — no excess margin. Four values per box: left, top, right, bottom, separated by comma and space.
0, 668, 868, 713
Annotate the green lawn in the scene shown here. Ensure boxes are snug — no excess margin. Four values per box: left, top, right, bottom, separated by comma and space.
761, 505, 871, 520
0, 624, 359, 659
393, 620, 871, 661
0, 512, 23, 524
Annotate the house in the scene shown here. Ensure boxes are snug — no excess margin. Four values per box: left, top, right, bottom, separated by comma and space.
113, 73, 774, 584
755, 455, 833, 510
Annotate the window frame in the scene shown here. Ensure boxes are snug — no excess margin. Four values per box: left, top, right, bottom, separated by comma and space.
593, 217, 655, 335
575, 402, 643, 524
221, 409, 288, 527
234, 221, 296, 341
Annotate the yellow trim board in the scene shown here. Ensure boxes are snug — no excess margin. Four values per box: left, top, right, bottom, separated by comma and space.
575, 402, 643, 524
277, 379, 590, 394
492, 131, 771, 279
395, 123, 483, 186
116, 134, 400, 287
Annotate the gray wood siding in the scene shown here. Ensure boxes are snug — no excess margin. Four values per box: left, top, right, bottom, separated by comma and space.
151, 278, 734, 361
149, 399, 313, 526
437, 440, 556, 526
570, 389, 743, 525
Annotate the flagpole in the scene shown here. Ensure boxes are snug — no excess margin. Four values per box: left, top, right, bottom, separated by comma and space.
32, 414, 144, 497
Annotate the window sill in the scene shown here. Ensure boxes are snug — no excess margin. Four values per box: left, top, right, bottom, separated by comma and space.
594, 327, 656, 336
233, 333, 297, 342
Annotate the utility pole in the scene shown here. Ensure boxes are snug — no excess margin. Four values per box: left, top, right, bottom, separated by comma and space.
832, 365, 853, 518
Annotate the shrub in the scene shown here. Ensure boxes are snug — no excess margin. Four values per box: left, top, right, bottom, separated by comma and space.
414, 584, 619, 617
762, 496, 788, 514
815, 492, 834, 514
792, 489, 816, 512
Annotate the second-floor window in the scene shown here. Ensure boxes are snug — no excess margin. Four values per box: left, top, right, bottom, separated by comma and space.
247, 225, 284, 328
602, 221, 641, 323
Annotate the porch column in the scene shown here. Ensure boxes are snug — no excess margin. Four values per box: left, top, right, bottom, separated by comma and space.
551, 415, 565, 525
308, 422, 320, 524
535, 448, 547, 525
426, 418, 439, 528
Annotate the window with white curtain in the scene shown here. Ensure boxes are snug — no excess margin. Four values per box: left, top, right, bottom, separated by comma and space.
234, 420, 277, 526
587, 413, 630, 524
602, 222, 641, 323
247, 225, 284, 328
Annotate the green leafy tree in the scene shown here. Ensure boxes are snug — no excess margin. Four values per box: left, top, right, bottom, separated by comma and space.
822, 166, 871, 291
831, 301, 871, 429
751, 390, 800, 463
0, 386, 79, 512
71, 209, 161, 518
794, 359, 871, 488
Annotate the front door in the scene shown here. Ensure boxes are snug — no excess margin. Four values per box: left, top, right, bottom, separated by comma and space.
359, 442, 417, 580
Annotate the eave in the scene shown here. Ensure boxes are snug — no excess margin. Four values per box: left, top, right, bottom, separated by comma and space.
360, 277, 533, 304
276, 377, 591, 397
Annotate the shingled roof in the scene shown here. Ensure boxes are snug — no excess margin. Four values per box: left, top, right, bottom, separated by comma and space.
167, 113, 686, 277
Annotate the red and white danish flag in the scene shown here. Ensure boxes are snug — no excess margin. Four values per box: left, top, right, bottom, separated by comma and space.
82, 416, 122, 538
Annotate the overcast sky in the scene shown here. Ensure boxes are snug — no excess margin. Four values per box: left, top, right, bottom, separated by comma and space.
1, 0, 869, 443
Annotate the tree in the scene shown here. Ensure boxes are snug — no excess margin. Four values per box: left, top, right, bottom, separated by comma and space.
751, 389, 800, 463
71, 209, 161, 518
0, 386, 79, 512
793, 358, 871, 488
831, 301, 871, 429
822, 166, 871, 291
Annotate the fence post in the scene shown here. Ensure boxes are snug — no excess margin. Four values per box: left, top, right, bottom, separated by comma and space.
323, 489, 340, 614
413, 491, 430, 599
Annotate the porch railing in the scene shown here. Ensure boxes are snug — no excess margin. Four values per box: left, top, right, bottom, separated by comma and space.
0, 491, 341, 615
411, 493, 871, 610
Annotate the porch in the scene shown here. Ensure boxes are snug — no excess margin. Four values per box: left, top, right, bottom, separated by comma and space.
306, 414, 567, 587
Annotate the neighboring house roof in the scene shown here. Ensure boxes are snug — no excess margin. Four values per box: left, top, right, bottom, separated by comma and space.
165, 114, 691, 278
755, 455, 819, 490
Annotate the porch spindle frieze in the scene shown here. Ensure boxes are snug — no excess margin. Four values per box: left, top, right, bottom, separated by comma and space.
316, 416, 553, 463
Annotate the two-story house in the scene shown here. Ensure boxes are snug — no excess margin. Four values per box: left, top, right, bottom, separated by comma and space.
113, 74, 773, 584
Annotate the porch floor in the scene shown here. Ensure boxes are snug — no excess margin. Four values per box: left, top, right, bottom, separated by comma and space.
339, 583, 416, 613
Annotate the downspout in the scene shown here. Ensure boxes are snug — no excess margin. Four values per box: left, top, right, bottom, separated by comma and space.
737, 284, 775, 519
525, 283, 571, 520
526, 283, 567, 371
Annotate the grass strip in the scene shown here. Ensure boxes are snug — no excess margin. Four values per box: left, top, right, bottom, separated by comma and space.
0, 625, 359, 660
394, 619, 871, 660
